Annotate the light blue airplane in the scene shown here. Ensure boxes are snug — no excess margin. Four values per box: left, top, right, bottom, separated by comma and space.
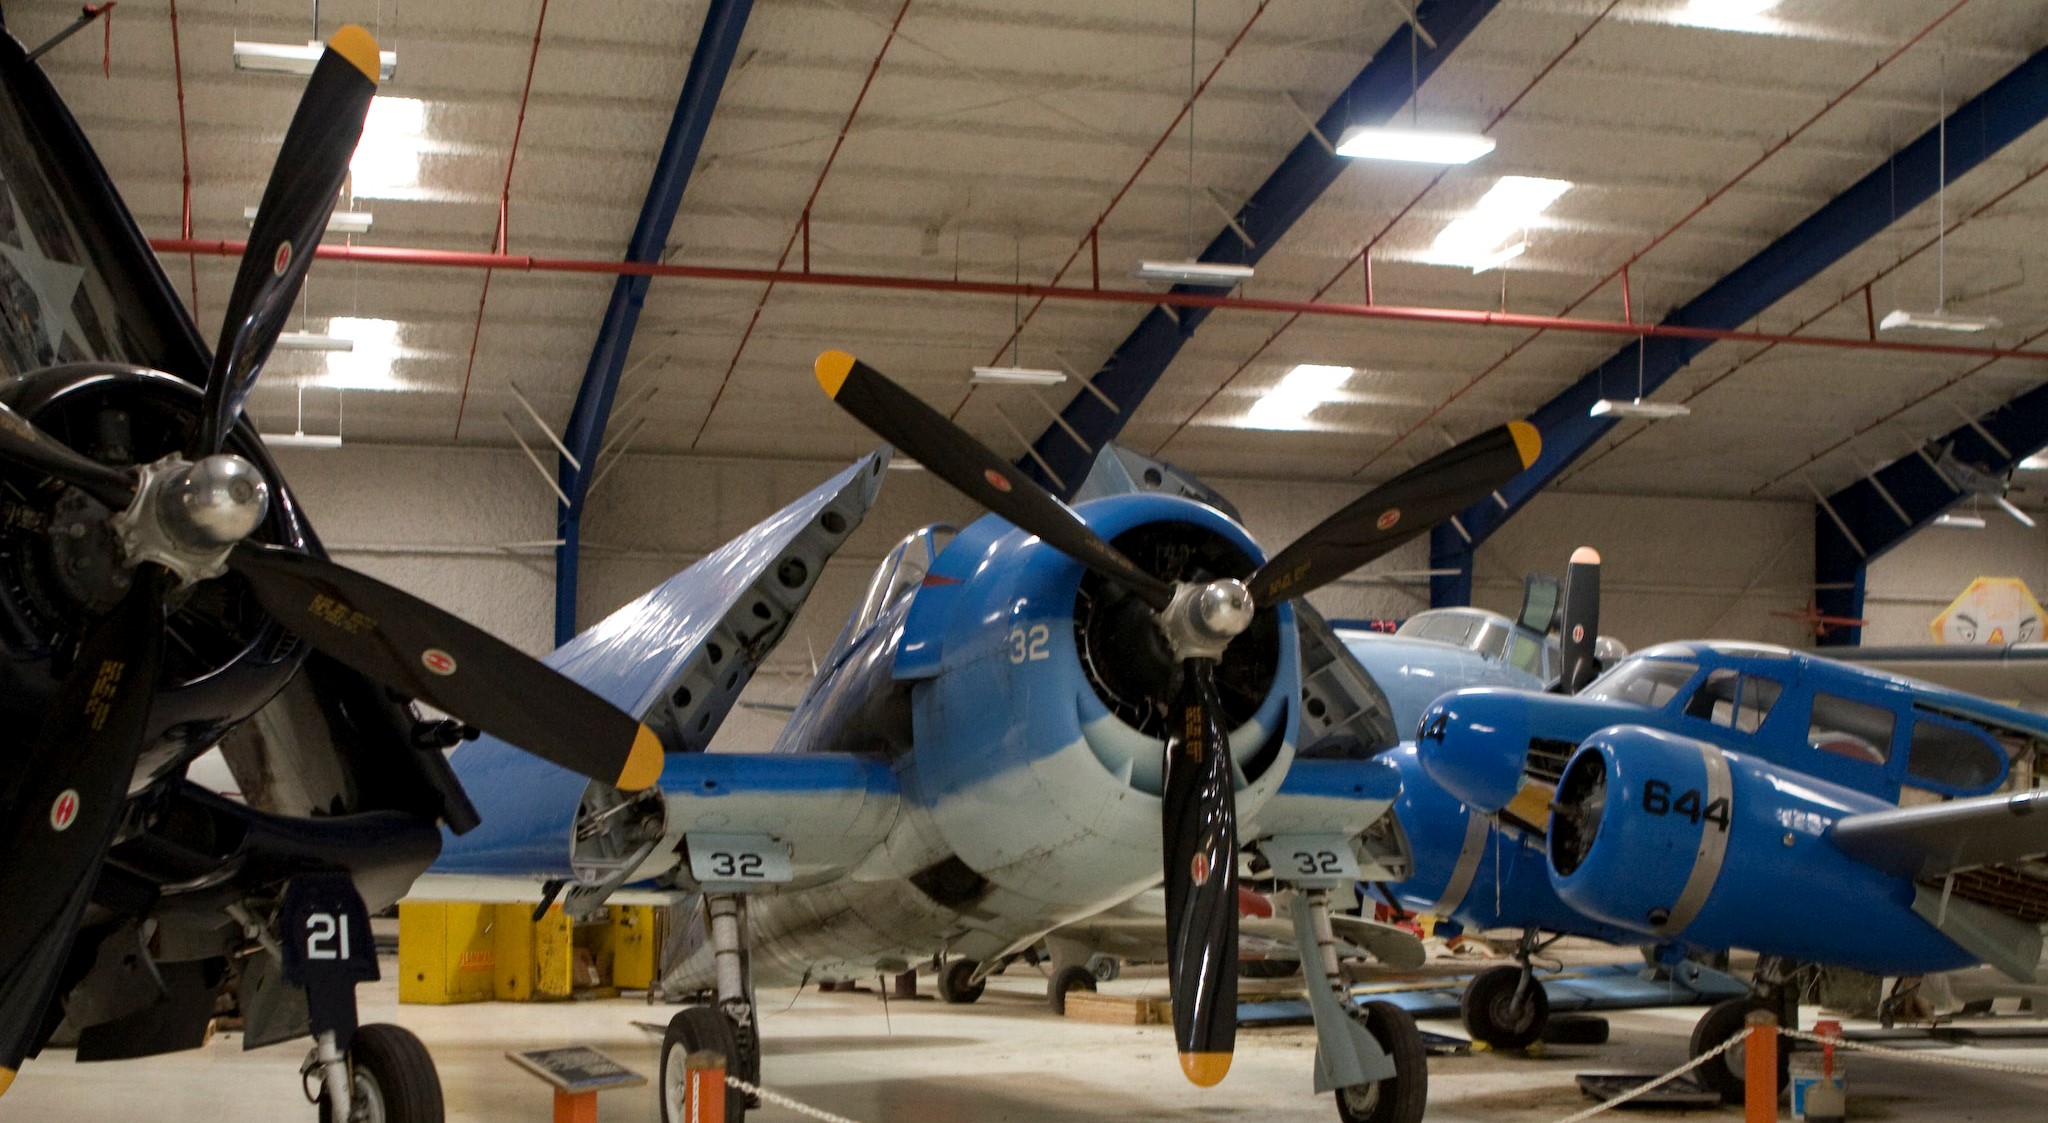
414, 352, 1546, 1123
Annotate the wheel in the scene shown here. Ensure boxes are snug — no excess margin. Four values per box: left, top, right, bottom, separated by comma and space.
1332, 1001, 1427, 1123
1690, 997, 1788, 1105
938, 959, 985, 1004
317, 1024, 444, 1123
1460, 965, 1548, 1050
1048, 964, 1096, 1014
659, 1006, 746, 1123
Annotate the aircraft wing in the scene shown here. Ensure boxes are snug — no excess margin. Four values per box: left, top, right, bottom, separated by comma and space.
1829, 788, 2048, 881
1828, 644, 2048, 710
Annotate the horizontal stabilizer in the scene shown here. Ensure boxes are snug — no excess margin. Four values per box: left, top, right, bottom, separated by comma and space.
1830, 788, 2048, 881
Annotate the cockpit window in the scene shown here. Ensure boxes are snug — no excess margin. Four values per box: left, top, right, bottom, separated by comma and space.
847, 525, 954, 643
1581, 658, 1698, 709
1681, 669, 1785, 734
1806, 692, 1895, 765
1398, 610, 1485, 648
1906, 719, 2005, 793
1508, 632, 1544, 678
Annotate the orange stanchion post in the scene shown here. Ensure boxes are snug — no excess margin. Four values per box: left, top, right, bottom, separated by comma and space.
685, 1049, 727, 1123
552, 1087, 599, 1123
1745, 1008, 1779, 1123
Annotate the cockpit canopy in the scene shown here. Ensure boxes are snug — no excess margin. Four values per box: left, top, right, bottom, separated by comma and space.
1397, 607, 1558, 681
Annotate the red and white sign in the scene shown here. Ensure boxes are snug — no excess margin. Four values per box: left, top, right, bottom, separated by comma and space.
50, 789, 79, 832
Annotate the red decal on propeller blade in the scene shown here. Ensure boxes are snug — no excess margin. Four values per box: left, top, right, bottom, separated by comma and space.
1376, 507, 1401, 531
984, 469, 1012, 493
421, 648, 458, 676
50, 789, 78, 831
272, 241, 292, 276
1190, 851, 1213, 886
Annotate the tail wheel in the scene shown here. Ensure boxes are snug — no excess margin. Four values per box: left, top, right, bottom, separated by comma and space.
1460, 965, 1548, 1050
317, 1024, 443, 1123
1333, 1001, 1427, 1123
1690, 998, 1788, 1105
660, 1006, 747, 1123
1047, 964, 1096, 1014
938, 958, 985, 1004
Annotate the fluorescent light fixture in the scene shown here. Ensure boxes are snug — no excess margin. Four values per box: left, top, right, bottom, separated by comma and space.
274, 332, 354, 353
886, 460, 925, 472
349, 97, 428, 199
1590, 398, 1690, 420
320, 317, 401, 389
1334, 125, 1495, 165
233, 39, 397, 81
246, 206, 372, 235
1934, 512, 1986, 529
1132, 260, 1254, 288
1422, 176, 1572, 270
1243, 364, 1352, 430
2018, 451, 2048, 470
260, 431, 343, 449
1878, 309, 2001, 334
1996, 495, 2038, 528
971, 366, 1067, 387
1676, 0, 1780, 31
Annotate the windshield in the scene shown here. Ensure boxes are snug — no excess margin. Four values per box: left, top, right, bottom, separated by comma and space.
1582, 657, 1699, 709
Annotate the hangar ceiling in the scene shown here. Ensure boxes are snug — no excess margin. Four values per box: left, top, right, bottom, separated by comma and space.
11, 0, 2048, 508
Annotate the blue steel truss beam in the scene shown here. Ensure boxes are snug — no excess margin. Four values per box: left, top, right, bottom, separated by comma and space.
553, 0, 753, 643
1020, 0, 1501, 498
1431, 43, 2048, 610
1813, 390, 2048, 646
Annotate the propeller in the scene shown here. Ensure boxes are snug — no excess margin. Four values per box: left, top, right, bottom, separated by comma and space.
1557, 546, 1602, 694
815, 349, 1540, 1085
0, 30, 669, 1091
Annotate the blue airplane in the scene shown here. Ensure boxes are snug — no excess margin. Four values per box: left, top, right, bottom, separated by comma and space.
1412, 636, 2048, 1100
422, 353, 1546, 1123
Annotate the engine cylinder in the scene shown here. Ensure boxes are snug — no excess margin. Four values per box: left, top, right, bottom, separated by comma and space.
1546, 725, 1978, 976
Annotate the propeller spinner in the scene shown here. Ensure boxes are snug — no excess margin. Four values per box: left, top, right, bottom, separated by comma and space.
815, 349, 1539, 1084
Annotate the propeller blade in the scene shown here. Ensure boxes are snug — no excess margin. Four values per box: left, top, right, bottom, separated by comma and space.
195, 26, 381, 455
814, 351, 1174, 610
0, 401, 134, 509
1557, 546, 1602, 694
226, 544, 664, 792
1160, 657, 1237, 1087
1247, 421, 1540, 605
0, 569, 166, 1091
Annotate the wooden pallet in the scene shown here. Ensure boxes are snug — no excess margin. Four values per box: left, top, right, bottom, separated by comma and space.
1064, 991, 1169, 1026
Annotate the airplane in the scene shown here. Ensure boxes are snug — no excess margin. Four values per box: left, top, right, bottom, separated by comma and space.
0, 25, 669, 1121
1413, 636, 2048, 1101
422, 355, 1547, 1123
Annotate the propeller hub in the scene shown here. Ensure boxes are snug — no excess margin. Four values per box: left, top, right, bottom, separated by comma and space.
108, 453, 270, 585
1158, 578, 1254, 662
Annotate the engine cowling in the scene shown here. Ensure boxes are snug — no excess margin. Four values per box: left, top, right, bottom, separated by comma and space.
1546, 724, 1978, 976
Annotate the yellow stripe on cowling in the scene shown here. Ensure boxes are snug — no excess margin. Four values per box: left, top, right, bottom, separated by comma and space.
616, 725, 665, 791
815, 351, 856, 398
326, 25, 381, 83
1508, 420, 1541, 470
1179, 1052, 1231, 1087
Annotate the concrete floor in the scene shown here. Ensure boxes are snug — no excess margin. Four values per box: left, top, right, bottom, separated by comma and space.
10, 960, 2048, 1122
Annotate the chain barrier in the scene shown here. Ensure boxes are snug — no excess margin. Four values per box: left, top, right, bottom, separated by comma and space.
1780, 1027, 2048, 1078
1543, 1033, 1744, 1123
724, 1073, 869, 1123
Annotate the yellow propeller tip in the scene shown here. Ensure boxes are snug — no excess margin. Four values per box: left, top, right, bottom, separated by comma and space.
815, 350, 856, 398
327, 25, 381, 83
1508, 420, 1541, 469
616, 725, 665, 791
0, 1067, 15, 1098
1179, 1052, 1231, 1087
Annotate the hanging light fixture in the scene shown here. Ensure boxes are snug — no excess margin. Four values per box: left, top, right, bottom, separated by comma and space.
1884, 56, 1999, 335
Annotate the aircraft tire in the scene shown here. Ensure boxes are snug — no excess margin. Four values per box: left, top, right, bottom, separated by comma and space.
660, 1006, 747, 1123
318, 1023, 444, 1123
938, 959, 986, 1004
1047, 965, 1097, 1014
1690, 998, 1788, 1105
1460, 965, 1548, 1050
1333, 1000, 1428, 1123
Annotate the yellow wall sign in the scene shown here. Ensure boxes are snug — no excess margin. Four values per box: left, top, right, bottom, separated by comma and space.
1931, 577, 2046, 646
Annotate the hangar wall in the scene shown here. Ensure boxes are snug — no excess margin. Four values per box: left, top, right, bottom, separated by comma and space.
1863, 517, 2048, 645
278, 445, 1818, 687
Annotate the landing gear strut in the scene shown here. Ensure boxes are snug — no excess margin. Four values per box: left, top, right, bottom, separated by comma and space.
1289, 887, 1427, 1123
1689, 956, 1798, 1104
659, 893, 758, 1123
1461, 929, 1552, 1050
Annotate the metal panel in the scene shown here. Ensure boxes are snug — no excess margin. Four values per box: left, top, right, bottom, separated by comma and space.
1020, 0, 1502, 496
1434, 43, 2048, 607
552, 0, 754, 643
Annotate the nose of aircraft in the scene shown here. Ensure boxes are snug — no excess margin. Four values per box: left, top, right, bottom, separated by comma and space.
1414, 688, 1530, 813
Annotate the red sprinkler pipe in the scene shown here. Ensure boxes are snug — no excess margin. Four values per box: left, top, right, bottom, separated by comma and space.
148, 237, 2048, 366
